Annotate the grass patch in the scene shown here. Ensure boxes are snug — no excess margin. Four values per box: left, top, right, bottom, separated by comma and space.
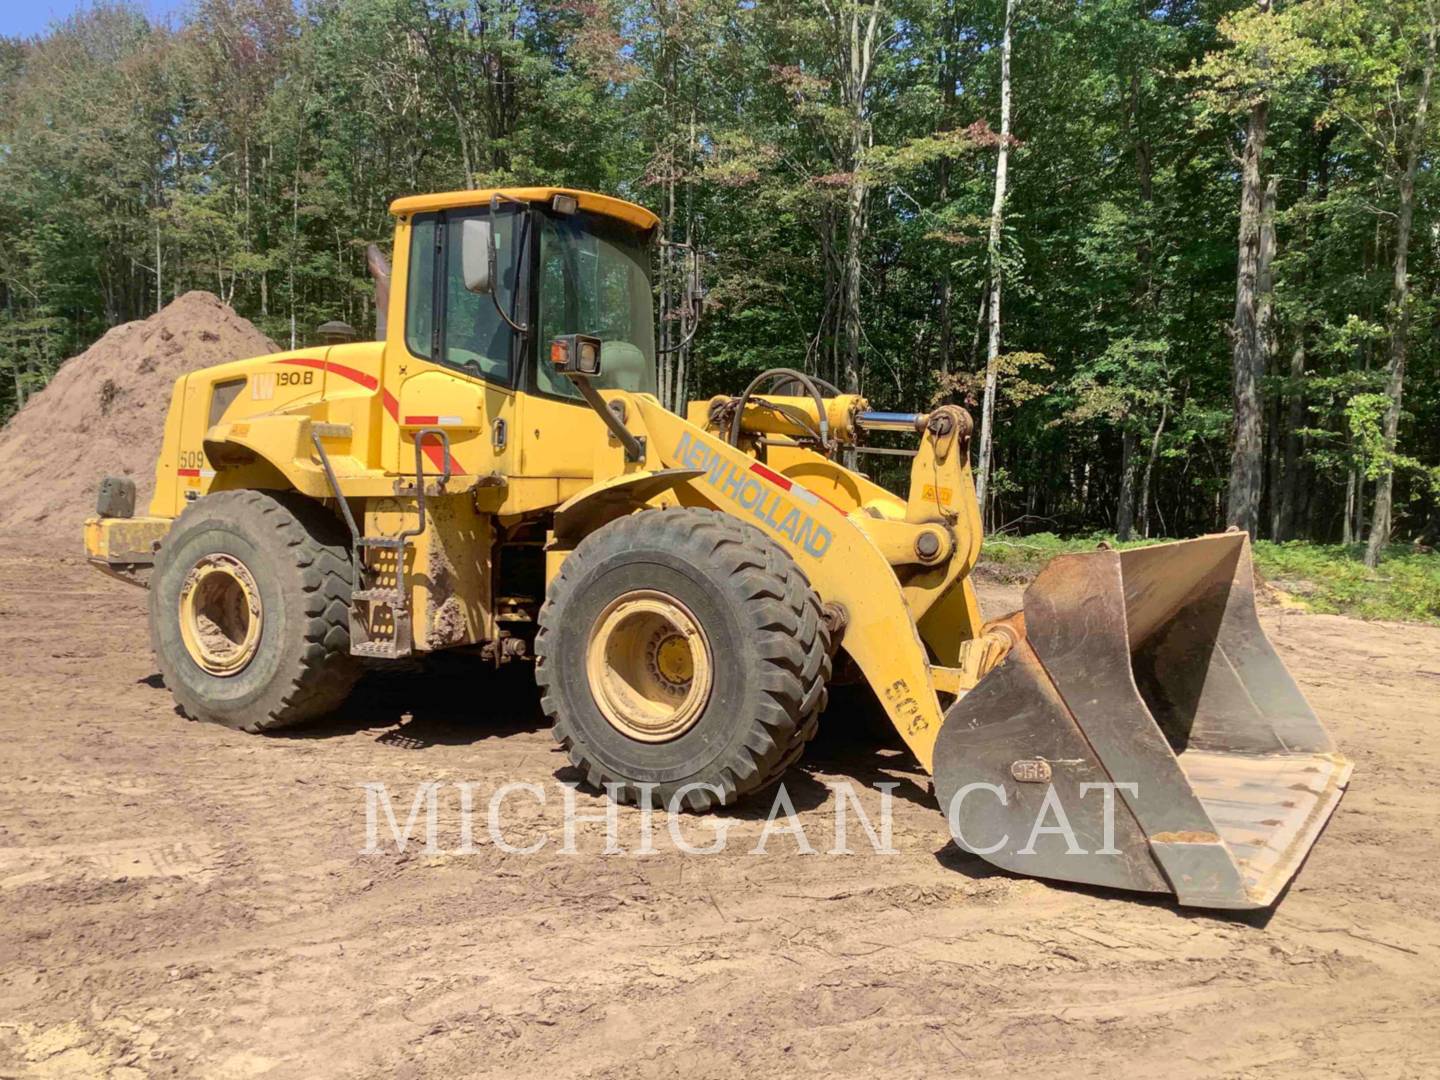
1251, 541, 1440, 623
977, 531, 1440, 625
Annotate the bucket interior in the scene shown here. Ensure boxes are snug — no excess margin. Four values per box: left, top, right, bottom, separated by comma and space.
1117, 536, 1348, 903
1175, 749, 1350, 902
1020, 534, 1351, 906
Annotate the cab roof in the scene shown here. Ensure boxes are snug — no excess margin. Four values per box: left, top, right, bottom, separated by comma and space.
388, 187, 660, 232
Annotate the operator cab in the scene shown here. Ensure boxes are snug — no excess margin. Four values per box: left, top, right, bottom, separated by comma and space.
395, 188, 659, 402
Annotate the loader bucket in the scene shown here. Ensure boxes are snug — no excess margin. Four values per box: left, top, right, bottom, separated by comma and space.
933, 533, 1351, 909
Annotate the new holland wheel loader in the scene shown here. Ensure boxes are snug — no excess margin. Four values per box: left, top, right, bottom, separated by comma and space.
83, 187, 1351, 909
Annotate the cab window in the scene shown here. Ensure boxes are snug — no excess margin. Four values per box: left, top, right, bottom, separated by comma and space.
404, 207, 526, 384
404, 217, 436, 361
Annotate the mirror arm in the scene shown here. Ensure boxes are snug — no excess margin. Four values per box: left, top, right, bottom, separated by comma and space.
567, 373, 645, 463
487, 194, 530, 335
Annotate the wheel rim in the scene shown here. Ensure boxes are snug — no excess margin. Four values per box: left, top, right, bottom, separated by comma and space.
584, 589, 713, 742
178, 553, 263, 676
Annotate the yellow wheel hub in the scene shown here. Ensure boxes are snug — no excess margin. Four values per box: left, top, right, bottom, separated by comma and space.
585, 590, 713, 742
178, 553, 263, 676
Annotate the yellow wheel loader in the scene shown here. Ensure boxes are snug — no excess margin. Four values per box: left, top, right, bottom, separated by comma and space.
83, 187, 1351, 909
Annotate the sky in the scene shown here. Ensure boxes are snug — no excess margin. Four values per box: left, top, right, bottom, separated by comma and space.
0, 0, 190, 39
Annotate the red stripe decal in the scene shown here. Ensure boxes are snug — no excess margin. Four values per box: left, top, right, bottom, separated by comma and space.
279, 355, 400, 424
422, 442, 449, 474
749, 461, 846, 513
278, 357, 463, 473
278, 356, 378, 391
749, 462, 793, 491
177, 467, 201, 477
411, 432, 466, 476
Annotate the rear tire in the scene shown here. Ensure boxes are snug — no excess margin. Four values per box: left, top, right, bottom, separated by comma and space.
536, 507, 830, 810
148, 489, 360, 732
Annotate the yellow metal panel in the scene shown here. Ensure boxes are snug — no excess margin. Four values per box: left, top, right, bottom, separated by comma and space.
514, 391, 611, 479
762, 443, 901, 515
148, 375, 190, 518
83, 515, 170, 563
389, 187, 660, 232
544, 542, 571, 592
395, 369, 514, 483
552, 468, 700, 543
425, 497, 493, 649
361, 496, 493, 652
151, 341, 395, 509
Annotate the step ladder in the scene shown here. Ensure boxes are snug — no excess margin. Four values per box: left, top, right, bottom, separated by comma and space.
350, 538, 412, 659
310, 424, 453, 660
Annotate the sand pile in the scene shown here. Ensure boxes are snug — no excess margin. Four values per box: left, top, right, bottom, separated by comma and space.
0, 291, 276, 540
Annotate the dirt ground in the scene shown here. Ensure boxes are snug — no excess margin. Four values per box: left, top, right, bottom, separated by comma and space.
2, 541, 1438, 1080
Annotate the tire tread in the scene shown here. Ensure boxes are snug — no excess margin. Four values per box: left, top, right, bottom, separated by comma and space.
149, 489, 359, 732
536, 507, 830, 810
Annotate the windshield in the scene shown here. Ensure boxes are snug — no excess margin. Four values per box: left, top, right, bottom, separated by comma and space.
535, 210, 656, 399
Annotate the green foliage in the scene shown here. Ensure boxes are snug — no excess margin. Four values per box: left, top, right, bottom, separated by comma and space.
980, 531, 1440, 624
0, 0, 1434, 558
1253, 540, 1440, 623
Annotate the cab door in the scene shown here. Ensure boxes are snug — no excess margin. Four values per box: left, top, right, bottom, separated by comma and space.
384, 205, 527, 482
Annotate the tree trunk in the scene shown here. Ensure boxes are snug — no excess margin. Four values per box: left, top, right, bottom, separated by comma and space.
842, 151, 865, 394
974, 0, 1015, 518
934, 162, 953, 376
1225, 0, 1274, 538
936, 277, 953, 375
1273, 124, 1325, 543
1343, 457, 1363, 545
934, 1, 961, 376
967, 285, 987, 373
1257, 175, 1277, 535
830, 0, 882, 396
659, 134, 676, 409
155, 220, 163, 316
289, 158, 300, 350
817, 213, 839, 382
1275, 335, 1306, 540
676, 103, 697, 411
1365, 13, 1436, 567
1116, 425, 1138, 541
1139, 400, 1168, 538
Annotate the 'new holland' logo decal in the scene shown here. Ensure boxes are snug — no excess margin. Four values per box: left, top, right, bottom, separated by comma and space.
673, 432, 835, 558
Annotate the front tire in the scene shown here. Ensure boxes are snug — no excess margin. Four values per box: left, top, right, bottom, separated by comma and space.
536, 507, 830, 810
148, 489, 360, 732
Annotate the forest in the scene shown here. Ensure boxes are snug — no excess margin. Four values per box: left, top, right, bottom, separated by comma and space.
1, 0, 1436, 563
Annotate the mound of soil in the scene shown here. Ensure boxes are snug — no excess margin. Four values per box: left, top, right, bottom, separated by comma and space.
0, 292, 275, 541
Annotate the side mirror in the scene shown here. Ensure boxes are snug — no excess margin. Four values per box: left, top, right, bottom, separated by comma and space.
460, 218, 492, 294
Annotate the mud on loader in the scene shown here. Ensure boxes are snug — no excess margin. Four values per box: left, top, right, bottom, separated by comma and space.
84, 187, 1350, 909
